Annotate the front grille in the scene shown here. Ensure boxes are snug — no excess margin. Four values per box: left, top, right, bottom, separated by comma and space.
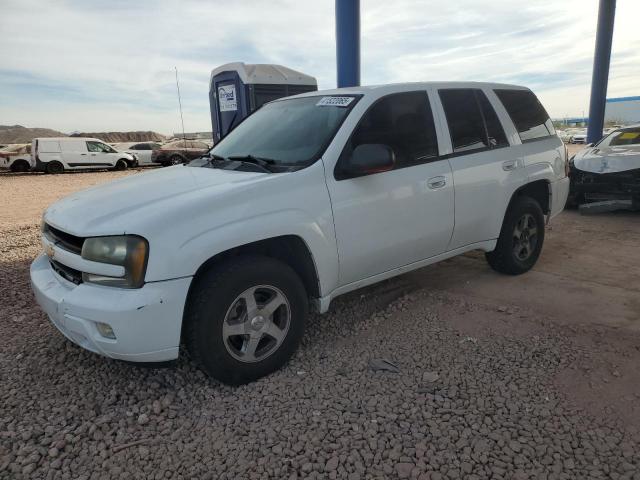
50, 260, 83, 285
43, 223, 84, 254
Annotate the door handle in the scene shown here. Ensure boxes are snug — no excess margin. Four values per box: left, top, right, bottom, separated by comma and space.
502, 160, 517, 171
80, 153, 87, 156
427, 176, 446, 189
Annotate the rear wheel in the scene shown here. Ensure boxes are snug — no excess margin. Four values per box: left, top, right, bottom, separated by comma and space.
169, 155, 183, 165
485, 196, 545, 275
185, 255, 308, 385
46, 161, 64, 174
10, 160, 30, 173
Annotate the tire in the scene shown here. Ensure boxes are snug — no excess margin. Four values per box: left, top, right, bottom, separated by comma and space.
46, 161, 64, 174
485, 196, 545, 275
185, 255, 308, 385
169, 155, 183, 166
114, 159, 128, 171
10, 160, 30, 173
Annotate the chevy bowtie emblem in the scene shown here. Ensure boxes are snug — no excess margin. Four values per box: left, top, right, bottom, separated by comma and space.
45, 244, 55, 259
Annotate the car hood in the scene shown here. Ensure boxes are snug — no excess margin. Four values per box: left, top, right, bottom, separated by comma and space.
573, 146, 640, 174
45, 165, 267, 235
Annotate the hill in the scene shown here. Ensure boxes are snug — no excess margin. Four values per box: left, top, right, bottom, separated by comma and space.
0, 125, 66, 144
70, 131, 166, 143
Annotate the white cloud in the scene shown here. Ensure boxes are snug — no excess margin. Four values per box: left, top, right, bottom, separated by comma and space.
0, 0, 638, 133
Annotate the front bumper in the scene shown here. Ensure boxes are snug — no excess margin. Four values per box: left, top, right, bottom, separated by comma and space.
30, 254, 191, 362
550, 176, 570, 218
569, 167, 640, 205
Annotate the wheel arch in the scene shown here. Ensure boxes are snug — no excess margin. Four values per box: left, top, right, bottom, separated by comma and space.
180, 234, 321, 341
510, 179, 551, 215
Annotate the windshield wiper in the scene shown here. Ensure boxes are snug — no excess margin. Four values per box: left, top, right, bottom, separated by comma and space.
227, 155, 277, 173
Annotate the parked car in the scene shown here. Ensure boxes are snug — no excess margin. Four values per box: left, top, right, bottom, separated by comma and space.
31, 82, 569, 384
568, 124, 640, 210
114, 142, 162, 166
570, 130, 588, 144
32, 137, 137, 173
0, 143, 33, 172
151, 140, 209, 166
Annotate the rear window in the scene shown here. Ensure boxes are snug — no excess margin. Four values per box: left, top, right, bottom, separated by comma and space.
165, 141, 187, 149
439, 89, 509, 154
494, 89, 555, 142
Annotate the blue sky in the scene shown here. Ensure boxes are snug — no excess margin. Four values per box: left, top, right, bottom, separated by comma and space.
0, 0, 638, 134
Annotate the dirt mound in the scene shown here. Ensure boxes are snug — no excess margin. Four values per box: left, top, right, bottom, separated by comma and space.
70, 131, 166, 143
0, 125, 65, 144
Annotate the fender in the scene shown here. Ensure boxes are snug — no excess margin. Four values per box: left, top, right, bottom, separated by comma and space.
166, 210, 338, 297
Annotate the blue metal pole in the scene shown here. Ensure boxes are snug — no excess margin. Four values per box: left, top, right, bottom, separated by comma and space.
335, 0, 360, 88
587, 0, 616, 144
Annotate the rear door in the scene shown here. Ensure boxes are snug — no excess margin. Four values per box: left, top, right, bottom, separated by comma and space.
435, 88, 527, 249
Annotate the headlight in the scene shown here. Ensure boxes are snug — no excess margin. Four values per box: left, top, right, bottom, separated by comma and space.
81, 235, 148, 288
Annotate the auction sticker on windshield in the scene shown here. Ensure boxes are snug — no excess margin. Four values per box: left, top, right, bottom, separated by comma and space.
316, 96, 355, 107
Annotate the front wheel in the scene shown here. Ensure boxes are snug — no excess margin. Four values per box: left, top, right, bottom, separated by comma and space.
114, 159, 128, 171
485, 196, 545, 275
185, 255, 308, 385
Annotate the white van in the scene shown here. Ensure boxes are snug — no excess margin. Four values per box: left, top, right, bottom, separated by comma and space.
32, 137, 137, 174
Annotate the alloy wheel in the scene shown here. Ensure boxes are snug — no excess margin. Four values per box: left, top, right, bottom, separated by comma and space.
512, 213, 538, 261
222, 285, 291, 363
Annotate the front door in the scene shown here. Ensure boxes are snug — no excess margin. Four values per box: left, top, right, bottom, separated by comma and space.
325, 91, 455, 287
86, 141, 116, 168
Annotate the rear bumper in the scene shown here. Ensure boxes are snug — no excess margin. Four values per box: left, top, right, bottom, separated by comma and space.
30, 254, 191, 362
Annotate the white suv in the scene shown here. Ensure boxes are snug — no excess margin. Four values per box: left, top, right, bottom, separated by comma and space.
31, 82, 569, 384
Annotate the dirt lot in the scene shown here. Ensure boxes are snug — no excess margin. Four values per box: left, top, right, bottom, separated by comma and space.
1, 167, 639, 479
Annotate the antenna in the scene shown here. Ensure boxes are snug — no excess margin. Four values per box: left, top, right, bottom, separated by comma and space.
175, 67, 186, 149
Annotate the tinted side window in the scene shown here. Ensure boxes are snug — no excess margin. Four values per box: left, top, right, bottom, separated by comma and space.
476, 91, 509, 148
135, 144, 151, 150
439, 89, 488, 153
347, 91, 439, 171
494, 89, 555, 142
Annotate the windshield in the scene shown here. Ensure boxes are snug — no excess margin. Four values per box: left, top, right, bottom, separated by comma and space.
208, 95, 360, 166
595, 127, 640, 148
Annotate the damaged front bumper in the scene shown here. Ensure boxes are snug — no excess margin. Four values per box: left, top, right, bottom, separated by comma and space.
569, 166, 640, 211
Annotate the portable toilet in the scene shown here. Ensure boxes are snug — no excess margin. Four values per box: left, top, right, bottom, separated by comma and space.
209, 62, 318, 142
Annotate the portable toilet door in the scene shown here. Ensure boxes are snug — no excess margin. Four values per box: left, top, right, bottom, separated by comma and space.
210, 63, 318, 142
210, 70, 249, 143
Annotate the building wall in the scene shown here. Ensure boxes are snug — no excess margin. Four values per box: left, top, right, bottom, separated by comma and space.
605, 97, 640, 124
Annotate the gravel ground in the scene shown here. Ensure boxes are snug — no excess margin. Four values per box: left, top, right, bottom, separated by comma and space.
1, 169, 639, 479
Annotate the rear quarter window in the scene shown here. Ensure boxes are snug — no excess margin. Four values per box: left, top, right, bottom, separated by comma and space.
494, 89, 555, 142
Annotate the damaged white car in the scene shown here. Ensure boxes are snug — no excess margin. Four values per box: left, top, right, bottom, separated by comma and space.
568, 125, 640, 211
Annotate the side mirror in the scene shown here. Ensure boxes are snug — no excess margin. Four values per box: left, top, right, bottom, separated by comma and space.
342, 144, 395, 178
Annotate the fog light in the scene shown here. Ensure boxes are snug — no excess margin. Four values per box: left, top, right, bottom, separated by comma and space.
96, 322, 116, 339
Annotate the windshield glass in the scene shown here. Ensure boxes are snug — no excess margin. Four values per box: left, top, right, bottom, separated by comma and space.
596, 127, 640, 148
209, 95, 360, 166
